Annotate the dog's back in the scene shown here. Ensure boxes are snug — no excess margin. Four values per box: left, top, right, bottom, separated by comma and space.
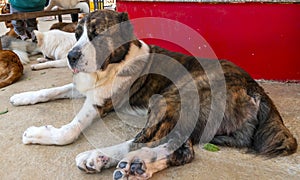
35, 30, 76, 60
45, 0, 83, 10
50, 22, 77, 33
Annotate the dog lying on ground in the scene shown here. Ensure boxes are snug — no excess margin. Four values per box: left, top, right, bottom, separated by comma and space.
31, 29, 76, 70
10, 10, 297, 179
1, 3, 18, 38
0, 50, 23, 88
45, 0, 89, 13
3, 21, 18, 38
50, 22, 77, 33
1, 35, 40, 64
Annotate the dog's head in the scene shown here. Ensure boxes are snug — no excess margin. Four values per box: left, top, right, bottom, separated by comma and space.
1, 3, 10, 14
67, 10, 136, 73
1, 3, 13, 29
34, 30, 45, 48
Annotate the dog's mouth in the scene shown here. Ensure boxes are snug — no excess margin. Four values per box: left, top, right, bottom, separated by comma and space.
72, 68, 80, 74
68, 47, 82, 74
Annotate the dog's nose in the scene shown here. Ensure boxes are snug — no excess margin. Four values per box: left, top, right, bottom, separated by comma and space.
68, 48, 81, 63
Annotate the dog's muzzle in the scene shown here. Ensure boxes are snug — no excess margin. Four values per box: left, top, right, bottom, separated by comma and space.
68, 47, 82, 71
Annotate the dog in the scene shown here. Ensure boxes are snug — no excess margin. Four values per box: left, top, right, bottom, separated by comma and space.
3, 21, 18, 38
0, 50, 23, 88
1, 35, 40, 64
31, 29, 76, 70
45, 0, 89, 13
1, 3, 19, 38
10, 10, 297, 179
50, 22, 77, 33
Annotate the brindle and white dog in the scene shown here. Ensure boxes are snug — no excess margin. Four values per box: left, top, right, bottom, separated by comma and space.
10, 10, 297, 179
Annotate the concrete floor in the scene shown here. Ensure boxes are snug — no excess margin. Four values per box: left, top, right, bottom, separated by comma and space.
0, 18, 299, 179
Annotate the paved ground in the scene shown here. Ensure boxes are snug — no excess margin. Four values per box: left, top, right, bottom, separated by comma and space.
0, 18, 299, 180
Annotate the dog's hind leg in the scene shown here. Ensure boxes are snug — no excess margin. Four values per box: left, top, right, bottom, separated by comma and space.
10, 83, 84, 106
113, 89, 197, 179
31, 58, 68, 70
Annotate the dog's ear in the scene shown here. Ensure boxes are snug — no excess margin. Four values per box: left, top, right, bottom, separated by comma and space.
118, 12, 134, 41
118, 12, 129, 22
33, 30, 43, 46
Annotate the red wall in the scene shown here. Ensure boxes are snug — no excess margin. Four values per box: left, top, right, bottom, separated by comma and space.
117, 2, 300, 81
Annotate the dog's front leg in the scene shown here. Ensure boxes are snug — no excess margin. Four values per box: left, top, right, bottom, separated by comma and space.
75, 140, 134, 173
22, 98, 97, 145
75, 142, 172, 177
10, 83, 83, 106
31, 58, 68, 70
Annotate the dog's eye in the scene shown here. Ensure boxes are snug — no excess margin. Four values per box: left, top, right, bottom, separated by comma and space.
87, 29, 102, 41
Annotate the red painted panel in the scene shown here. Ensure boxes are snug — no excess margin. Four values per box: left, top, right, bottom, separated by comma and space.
117, 2, 300, 80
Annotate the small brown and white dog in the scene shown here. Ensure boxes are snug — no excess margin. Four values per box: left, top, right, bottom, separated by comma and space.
31, 29, 76, 70
1, 3, 18, 38
0, 50, 23, 88
10, 10, 297, 179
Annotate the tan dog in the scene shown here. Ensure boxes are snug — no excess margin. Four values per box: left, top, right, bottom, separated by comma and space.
0, 50, 23, 88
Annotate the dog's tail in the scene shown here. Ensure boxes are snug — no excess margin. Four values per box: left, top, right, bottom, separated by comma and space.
252, 94, 297, 157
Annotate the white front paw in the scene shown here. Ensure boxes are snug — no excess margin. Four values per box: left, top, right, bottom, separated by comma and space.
31, 64, 43, 70
37, 57, 48, 63
10, 92, 40, 106
76, 150, 112, 173
22, 125, 59, 145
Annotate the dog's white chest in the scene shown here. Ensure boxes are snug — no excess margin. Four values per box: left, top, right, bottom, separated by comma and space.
73, 72, 97, 94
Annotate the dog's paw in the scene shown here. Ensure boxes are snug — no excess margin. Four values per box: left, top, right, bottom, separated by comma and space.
113, 147, 168, 180
114, 157, 151, 180
10, 92, 39, 106
37, 57, 48, 63
22, 125, 59, 145
31, 64, 42, 71
76, 150, 112, 173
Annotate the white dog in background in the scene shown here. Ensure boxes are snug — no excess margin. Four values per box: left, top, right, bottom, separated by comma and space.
31, 30, 76, 70
45, 0, 89, 13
